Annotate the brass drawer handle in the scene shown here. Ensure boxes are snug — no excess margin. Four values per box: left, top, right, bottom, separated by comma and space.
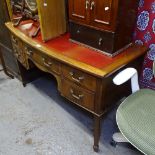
69, 71, 84, 83
27, 50, 33, 57
70, 89, 84, 100
42, 58, 53, 67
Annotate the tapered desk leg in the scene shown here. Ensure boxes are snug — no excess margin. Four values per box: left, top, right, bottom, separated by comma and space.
93, 115, 101, 152
0, 48, 14, 79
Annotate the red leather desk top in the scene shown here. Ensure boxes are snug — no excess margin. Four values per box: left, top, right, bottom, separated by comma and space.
34, 33, 145, 69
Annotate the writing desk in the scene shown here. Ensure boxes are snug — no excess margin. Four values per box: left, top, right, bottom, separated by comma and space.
6, 21, 147, 152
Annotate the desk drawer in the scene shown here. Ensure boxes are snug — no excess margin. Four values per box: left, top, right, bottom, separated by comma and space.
11, 35, 29, 69
61, 79, 95, 111
26, 47, 61, 74
62, 65, 96, 91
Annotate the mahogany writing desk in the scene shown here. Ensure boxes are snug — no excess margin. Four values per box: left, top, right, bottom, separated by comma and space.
6, 22, 147, 152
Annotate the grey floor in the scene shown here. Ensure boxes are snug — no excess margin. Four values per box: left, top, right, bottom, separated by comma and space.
0, 69, 143, 155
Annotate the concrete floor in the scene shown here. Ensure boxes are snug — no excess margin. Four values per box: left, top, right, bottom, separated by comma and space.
0, 70, 143, 155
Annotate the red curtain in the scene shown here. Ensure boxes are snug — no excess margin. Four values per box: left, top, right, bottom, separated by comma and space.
134, 0, 155, 90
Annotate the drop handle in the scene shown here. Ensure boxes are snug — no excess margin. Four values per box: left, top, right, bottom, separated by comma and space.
70, 89, 84, 100
85, 0, 90, 10
42, 58, 53, 67
90, 1, 95, 10
69, 72, 85, 83
26, 50, 33, 57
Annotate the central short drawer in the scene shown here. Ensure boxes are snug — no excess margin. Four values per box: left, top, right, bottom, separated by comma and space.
62, 65, 97, 91
26, 47, 61, 74
61, 79, 95, 111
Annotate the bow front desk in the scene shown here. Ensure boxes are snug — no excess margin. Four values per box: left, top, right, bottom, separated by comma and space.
6, 22, 147, 152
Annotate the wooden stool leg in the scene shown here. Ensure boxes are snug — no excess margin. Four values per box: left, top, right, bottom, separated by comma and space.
0, 49, 14, 79
93, 115, 101, 152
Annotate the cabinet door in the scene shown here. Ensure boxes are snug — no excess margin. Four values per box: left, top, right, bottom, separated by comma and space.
90, 0, 118, 31
69, 0, 90, 24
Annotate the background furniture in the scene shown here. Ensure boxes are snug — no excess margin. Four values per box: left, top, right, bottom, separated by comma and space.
6, 22, 147, 151
134, 0, 155, 90
6, 0, 67, 41
0, 0, 43, 86
0, 0, 19, 77
69, 0, 139, 56
112, 65, 155, 155
37, 0, 66, 41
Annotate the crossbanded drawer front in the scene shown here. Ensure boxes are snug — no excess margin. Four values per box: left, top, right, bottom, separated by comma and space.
61, 79, 95, 111
25, 47, 61, 74
62, 65, 96, 91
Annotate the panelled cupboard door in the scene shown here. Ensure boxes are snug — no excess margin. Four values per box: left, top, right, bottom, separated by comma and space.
90, 0, 118, 31
69, 0, 89, 24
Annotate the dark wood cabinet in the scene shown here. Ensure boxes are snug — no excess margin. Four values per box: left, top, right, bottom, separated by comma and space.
69, 0, 118, 31
69, 0, 139, 56
69, 0, 89, 24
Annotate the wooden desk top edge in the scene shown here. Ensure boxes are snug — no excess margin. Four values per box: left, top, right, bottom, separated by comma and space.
5, 22, 148, 78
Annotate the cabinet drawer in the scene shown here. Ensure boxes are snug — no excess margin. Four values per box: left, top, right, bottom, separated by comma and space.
26, 47, 61, 74
70, 22, 115, 55
62, 65, 97, 91
61, 79, 95, 111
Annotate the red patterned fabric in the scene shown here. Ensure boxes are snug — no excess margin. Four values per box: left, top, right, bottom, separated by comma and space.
134, 0, 155, 90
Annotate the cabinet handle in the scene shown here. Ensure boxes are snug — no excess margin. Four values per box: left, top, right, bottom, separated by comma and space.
105, 7, 110, 11
98, 38, 103, 46
43, 0, 47, 6
42, 58, 53, 67
85, 0, 90, 10
76, 29, 80, 34
90, 1, 95, 10
69, 72, 85, 83
70, 89, 84, 100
